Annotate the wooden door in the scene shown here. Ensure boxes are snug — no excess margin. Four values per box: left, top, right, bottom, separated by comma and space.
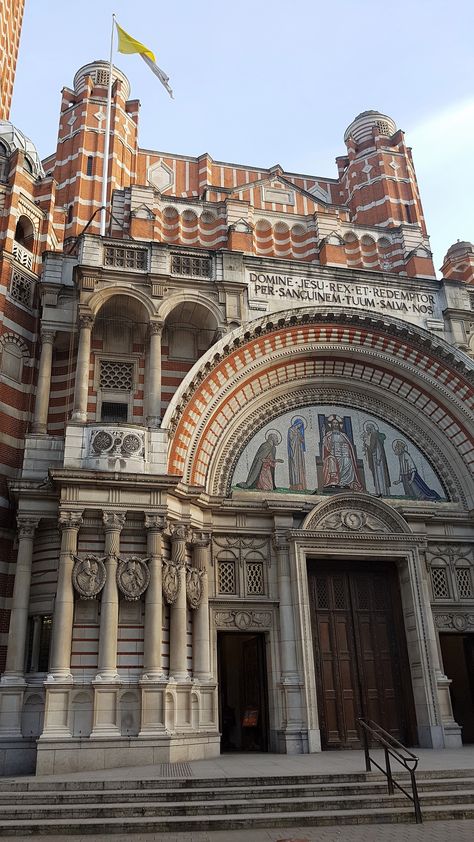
309, 562, 413, 749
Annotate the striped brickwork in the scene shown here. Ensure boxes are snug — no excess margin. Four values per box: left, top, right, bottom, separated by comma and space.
0, 0, 25, 121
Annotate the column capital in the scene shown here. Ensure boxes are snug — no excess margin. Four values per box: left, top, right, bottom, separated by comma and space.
102, 511, 126, 533
16, 516, 39, 539
40, 328, 56, 345
58, 510, 83, 532
192, 530, 211, 549
272, 534, 290, 553
144, 513, 168, 533
78, 313, 94, 330
168, 523, 190, 544
148, 320, 164, 337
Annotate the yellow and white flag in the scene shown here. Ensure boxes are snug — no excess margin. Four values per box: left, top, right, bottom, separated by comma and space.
116, 22, 173, 99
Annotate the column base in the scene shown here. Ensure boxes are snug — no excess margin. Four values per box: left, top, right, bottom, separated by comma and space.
94, 671, 121, 682
45, 670, 74, 684
41, 685, 73, 739
71, 411, 87, 423
90, 683, 121, 738
0, 683, 26, 737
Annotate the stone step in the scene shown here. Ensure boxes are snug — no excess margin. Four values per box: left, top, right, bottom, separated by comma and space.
1, 789, 473, 821
0, 779, 473, 805
1, 804, 474, 836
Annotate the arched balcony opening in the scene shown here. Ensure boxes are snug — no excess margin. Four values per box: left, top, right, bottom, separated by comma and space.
162, 301, 219, 412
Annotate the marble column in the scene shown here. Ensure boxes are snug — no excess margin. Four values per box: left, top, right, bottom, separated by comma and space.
146, 321, 163, 427
192, 532, 211, 681
169, 524, 189, 681
96, 511, 126, 681
142, 514, 167, 679
48, 510, 83, 681
273, 536, 300, 683
2, 517, 39, 682
31, 329, 55, 435
71, 314, 93, 422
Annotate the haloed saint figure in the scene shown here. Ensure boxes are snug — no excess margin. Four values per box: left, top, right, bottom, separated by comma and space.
237, 431, 283, 491
287, 416, 307, 490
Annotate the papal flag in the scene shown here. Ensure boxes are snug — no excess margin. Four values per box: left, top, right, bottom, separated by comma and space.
116, 22, 174, 99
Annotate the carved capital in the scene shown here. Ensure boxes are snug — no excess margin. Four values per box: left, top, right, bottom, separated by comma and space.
16, 516, 39, 539
102, 511, 126, 533
144, 513, 168, 533
148, 321, 164, 337
40, 329, 56, 345
192, 530, 211, 549
58, 510, 83, 532
272, 535, 290, 554
78, 313, 94, 330
169, 523, 189, 543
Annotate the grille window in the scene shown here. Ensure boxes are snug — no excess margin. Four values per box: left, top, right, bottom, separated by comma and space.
456, 568, 473, 599
100, 360, 133, 391
9, 270, 34, 308
246, 562, 264, 595
218, 561, 236, 594
431, 567, 450, 600
171, 254, 211, 278
104, 246, 147, 270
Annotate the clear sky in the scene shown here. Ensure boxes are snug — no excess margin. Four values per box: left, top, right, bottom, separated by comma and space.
10, 0, 474, 274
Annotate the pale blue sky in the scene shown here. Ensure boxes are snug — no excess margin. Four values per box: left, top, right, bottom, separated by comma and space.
10, 0, 474, 272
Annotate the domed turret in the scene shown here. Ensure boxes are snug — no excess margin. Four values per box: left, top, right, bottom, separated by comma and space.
344, 110, 397, 145
0, 120, 44, 178
441, 240, 474, 284
73, 61, 131, 100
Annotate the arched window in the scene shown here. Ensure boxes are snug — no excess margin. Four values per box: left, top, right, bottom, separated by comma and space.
0, 140, 9, 182
14, 215, 35, 251
0, 340, 24, 382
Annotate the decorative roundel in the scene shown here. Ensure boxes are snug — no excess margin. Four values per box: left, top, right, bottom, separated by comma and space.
116, 556, 150, 601
162, 561, 180, 605
92, 430, 114, 454
72, 555, 106, 599
186, 567, 204, 609
122, 433, 142, 455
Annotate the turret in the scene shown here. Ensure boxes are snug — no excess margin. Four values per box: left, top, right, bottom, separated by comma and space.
441, 241, 474, 285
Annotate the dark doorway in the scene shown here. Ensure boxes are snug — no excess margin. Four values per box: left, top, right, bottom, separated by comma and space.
308, 561, 416, 750
440, 633, 474, 743
217, 632, 269, 752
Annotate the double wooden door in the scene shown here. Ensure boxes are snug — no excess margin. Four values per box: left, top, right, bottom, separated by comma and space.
309, 561, 414, 749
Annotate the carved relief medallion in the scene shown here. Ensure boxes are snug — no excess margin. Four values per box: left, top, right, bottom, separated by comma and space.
117, 556, 150, 601
162, 561, 180, 604
214, 609, 272, 629
186, 567, 204, 609
72, 554, 106, 599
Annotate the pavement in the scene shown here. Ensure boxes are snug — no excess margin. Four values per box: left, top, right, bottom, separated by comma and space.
1, 747, 474, 840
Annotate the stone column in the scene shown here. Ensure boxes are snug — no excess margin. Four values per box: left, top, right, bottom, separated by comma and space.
47, 511, 83, 681
29, 616, 42, 673
192, 532, 211, 681
169, 524, 189, 681
146, 321, 163, 427
31, 330, 55, 435
96, 511, 126, 681
273, 535, 304, 753
142, 514, 167, 679
71, 314, 93, 422
2, 517, 39, 682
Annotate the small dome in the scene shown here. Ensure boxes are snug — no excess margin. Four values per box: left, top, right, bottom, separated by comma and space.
73, 61, 131, 100
344, 111, 397, 145
0, 120, 44, 178
446, 240, 474, 257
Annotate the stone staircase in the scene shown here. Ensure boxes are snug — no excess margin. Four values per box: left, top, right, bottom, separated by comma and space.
0, 768, 473, 835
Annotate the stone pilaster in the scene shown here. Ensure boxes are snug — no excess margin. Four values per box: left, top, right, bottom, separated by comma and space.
47, 510, 83, 682
168, 524, 189, 681
0, 517, 38, 737
146, 321, 163, 427
95, 511, 126, 681
31, 329, 55, 434
191, 531, 211, 681
71, 313, 93, 422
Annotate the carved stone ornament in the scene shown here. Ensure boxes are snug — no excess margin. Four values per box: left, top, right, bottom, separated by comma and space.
186, 566, 204, 609
214, 610, 272, 630
434, 613, 474, 631
90, 429, 145, 459
16, 517, 39, 539
162, 560, 180, 605
116, 556, 150, 601
318, 508, 389, 534
72, 554, 106, 600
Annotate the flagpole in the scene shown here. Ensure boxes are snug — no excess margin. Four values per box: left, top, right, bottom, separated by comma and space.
100, 13, 116, 237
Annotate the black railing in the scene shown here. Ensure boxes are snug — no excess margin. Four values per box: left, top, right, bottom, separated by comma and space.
358, 717, 422, 823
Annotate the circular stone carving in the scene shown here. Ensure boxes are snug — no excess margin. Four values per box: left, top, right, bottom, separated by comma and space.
72, 555, 106, 599
234, 611, 252, 630
116, 556, 150, 601
186, 567, 204, 609
341, 510, 365, 531
122, 433, 142, 455
453, 614, 468, 631
162, 561, 180, 605
92, 430, 114, 454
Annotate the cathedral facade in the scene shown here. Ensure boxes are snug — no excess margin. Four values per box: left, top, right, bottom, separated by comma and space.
0, 60, 473, 775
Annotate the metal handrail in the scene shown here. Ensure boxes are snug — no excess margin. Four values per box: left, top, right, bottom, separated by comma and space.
358, 717, 422, 823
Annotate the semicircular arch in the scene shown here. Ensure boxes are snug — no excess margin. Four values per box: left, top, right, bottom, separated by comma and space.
86, 285, 157, 320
